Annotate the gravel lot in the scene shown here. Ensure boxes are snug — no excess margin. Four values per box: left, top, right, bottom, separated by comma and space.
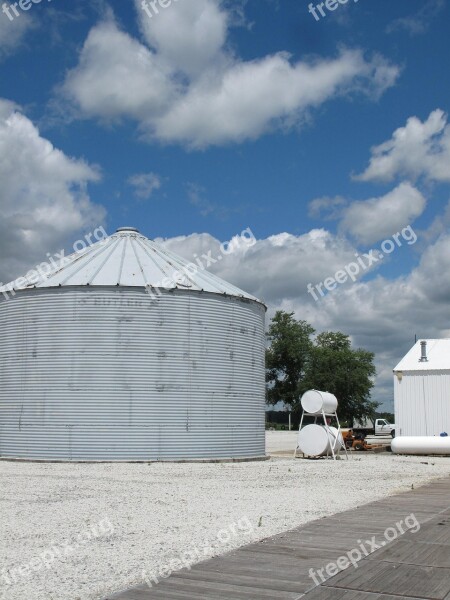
0, 442, 449, 600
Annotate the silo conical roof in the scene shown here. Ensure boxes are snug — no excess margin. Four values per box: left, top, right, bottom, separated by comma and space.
1, 227, 261, 302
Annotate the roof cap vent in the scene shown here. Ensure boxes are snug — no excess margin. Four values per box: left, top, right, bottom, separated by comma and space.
116, 227, 139, 233
419, 340, 428, 362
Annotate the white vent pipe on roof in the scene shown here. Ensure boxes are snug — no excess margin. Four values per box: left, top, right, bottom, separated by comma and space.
419, 341, 428, 362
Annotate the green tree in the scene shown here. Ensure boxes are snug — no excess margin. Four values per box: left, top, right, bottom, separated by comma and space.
303, 331, 378, 423
265, 313, 378, 423
266, 311, 315, 407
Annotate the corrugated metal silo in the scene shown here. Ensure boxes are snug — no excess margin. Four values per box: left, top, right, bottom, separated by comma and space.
0, 227, 266, 461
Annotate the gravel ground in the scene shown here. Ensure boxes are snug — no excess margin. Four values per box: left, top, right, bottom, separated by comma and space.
266, 430, 298, 452
0, 450, 449, 600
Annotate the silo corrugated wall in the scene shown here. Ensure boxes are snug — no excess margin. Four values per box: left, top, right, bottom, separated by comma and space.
0, 287, 266, 460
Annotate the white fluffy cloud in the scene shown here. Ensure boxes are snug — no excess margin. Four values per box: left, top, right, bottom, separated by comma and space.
63, 21, 175, 120
339, 183, 426, 244
138, 0, 229, 78
160, 229, 359, 304
152, 50, 398, 148
356, 109, 450, 183
61, 1, 400, 149
0, 100, 105, 282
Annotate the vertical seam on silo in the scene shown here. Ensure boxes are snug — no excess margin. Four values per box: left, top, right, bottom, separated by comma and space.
59, 238, 116, 286
19, 298, 26, 433
134, 237, 172, 280
187, 294, 191, 433
230, 301, 236, 452
117, 237, 128, 286
86, 238, 121, 285
149, 241, 189, 274
129, 238, 147, 287
149, 242, 204, 291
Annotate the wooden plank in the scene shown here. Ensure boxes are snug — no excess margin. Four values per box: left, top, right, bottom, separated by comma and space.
111, 576, 299, 600
321, 561, 450, 599
107, 581, 295, 600
403, 521, 450, 545
171, 569, 306, 593
302, 586, 426, 600
188, 557, 331, 582
368, 539, 450, 568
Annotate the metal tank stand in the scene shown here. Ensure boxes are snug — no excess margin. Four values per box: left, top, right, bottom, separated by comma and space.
293, 408, 349, 460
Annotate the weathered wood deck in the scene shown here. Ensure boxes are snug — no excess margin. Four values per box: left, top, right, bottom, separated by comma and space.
105, 477, 450, 600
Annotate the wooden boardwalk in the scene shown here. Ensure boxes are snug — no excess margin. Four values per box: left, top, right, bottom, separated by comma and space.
105, 478, 450, 600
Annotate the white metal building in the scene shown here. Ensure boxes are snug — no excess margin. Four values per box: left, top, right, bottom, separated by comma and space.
0, 227, 266, 461
393, 339, 450, 437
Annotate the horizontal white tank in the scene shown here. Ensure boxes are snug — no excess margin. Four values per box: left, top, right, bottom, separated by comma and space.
297, 424, 343, 457
301, 390, 338, 415
391, 436, 450, 456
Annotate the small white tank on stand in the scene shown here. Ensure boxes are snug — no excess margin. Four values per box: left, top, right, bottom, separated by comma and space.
294, 390, 348, 460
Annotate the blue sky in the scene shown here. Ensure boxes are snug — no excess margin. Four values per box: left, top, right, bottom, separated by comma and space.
1, 0, 450, 408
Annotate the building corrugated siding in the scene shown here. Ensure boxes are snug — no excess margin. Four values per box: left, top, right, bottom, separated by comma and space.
0, 287, 266, 460
394, 371, 450, 436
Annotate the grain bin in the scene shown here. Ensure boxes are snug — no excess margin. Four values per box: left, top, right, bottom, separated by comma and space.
0, 227, 266, 461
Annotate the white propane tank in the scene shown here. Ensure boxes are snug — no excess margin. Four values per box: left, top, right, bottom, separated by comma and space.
301, 390, 338, 415
297, 424, 343, 457
391, 436, 450, 456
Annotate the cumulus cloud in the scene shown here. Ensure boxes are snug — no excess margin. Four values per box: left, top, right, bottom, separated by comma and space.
62, 21, 176, 121
339, 183, 426, 245
60, 1, 400, 149
355, 109, 450, 183
138, 0, 229, 78
160, 228, 361, 304
0, 100, 105, 283
152, 50, 399, 148
128, 172, 162, 199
